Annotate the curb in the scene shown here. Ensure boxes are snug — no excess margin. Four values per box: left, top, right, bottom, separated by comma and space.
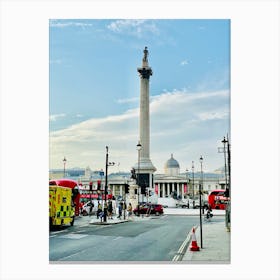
89, 219, 131, 225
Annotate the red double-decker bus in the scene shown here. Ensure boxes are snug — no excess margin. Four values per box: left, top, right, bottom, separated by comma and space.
208, 189, 230, 210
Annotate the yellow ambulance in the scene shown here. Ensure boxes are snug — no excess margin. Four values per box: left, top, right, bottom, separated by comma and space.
49, 185, 75, 229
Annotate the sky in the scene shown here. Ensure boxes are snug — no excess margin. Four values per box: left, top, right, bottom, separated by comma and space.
49, 19, 230, 173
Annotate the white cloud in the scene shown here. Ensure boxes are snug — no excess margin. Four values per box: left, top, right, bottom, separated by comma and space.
49, 89, 229, 173
180, 60, 189, 66
198, 110, 228, 121
49, 20, 93, 28
50, 113, 66, 121
107, 19, 160, 38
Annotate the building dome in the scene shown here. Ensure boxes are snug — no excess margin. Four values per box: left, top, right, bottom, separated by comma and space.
164, 154, 180, 175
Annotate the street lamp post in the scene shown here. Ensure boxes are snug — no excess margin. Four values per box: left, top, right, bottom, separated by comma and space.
199, 155, 203, 248
192, 161, 195, 199
226, 134, 231, 196
123, 176, 128, 220
221, 136, 228, 190
185, 168, 188, 199
222, 135, 231, 231
136, 141, 142, 216
63, 156, 67, 177
104, 146, 115, 222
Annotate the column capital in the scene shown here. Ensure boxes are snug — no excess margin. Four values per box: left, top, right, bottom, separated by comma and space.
137, 66, 152, 79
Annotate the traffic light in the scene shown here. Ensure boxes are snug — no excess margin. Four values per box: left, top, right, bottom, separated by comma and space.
125, 184, 129, 194
224, 188, 229, 197
97, 180, 101, 190
89, 181, 93, 191
130, 168, 136, 180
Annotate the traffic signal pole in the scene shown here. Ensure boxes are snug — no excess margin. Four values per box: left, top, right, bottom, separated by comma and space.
104, 146, 109, 222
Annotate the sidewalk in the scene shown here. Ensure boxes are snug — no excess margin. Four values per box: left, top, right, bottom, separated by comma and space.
182, 219, 231, 263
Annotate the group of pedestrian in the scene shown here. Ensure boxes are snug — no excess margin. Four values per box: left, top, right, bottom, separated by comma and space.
90, 199, 134, 221
117, 201, 133, 220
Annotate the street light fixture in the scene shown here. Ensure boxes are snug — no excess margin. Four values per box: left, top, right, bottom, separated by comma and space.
136, 141, 142, 216
63, 156, 67, 177
199, 155, 203, 248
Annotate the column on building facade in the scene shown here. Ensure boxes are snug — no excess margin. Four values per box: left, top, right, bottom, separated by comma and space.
176, 183, 179, 196
162, 183, 165, 198
167, 183, 170, 196
181, 183, 184, 197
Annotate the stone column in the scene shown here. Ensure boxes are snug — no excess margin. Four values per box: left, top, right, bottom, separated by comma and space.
135, 47, 156, 189
162, 183, 165, 198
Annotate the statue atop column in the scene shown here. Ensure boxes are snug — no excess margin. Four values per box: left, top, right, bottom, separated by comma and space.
143, 46, 148, 62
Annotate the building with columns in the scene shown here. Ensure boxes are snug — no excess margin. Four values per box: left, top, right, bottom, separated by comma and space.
154, 154, 226, 202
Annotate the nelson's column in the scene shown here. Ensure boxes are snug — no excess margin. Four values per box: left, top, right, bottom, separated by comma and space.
134, 47, 156, 199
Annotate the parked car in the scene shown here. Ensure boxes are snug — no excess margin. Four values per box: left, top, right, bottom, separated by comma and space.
176, 200, 189, 208
133, 203, 164, 216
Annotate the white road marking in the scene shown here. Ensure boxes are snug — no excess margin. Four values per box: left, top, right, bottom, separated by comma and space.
172, 229, 193, 261
58, 248, 89, 261
58, 233, 88, 239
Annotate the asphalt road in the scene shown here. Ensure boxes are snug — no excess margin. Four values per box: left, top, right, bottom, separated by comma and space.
49, 215, 199, 262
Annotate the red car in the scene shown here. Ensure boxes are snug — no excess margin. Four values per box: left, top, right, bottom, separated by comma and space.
133, 203, 164, 216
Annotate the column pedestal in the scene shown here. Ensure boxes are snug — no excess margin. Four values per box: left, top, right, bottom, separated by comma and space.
128, 184, 139, 210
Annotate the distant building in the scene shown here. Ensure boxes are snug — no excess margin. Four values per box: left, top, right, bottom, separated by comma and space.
49, 154, 226, 203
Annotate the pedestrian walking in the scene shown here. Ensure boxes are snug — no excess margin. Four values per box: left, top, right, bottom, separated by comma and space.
97, 201, 102, 219
123, 201, 127, 219
89, 200, 94, 215
108, 200, 113, 219
127, 203, 133, 220
117, 202, 122, 219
